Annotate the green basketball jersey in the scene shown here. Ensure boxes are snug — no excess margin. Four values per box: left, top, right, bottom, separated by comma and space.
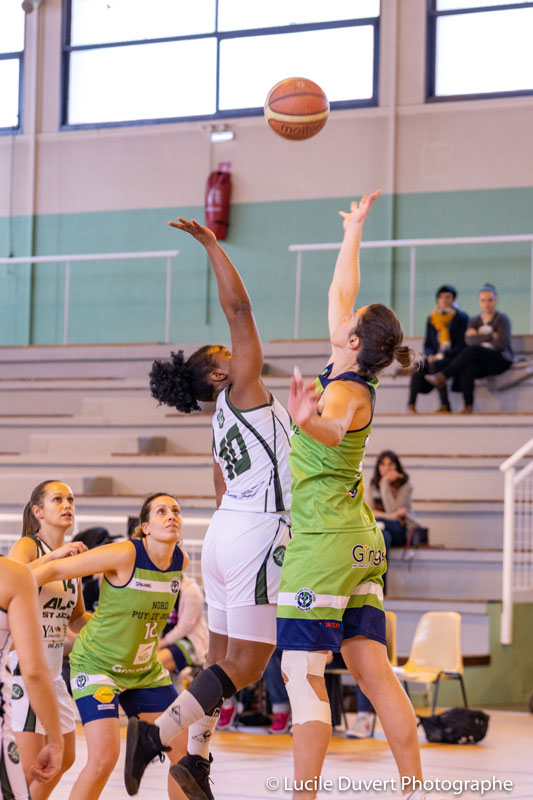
70, 539, 182, 685
290, 365, 377, 534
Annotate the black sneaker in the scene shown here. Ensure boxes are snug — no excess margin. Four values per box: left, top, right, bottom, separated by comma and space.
124, 716, 170, 796
170, 752, 214, 800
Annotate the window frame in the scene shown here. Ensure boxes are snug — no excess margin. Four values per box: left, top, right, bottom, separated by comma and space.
0, 47, 24, 135
426, 0, 533, 102
60, 0, 380, 130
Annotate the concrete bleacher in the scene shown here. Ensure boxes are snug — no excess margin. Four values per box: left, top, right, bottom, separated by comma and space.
1, 337, 532, 663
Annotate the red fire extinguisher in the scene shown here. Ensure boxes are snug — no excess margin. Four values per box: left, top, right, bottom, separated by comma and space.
204, 169, 231, 240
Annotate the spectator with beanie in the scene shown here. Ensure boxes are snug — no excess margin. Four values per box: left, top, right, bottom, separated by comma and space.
408, 285, 468, 412
426, 283, 513, 413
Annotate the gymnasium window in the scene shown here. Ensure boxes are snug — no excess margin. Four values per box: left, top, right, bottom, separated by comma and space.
62, 0, 380, 128
427, 0, 533, 101
0, 2, 25, 133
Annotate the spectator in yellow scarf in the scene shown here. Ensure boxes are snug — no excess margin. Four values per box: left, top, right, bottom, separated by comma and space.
408, 285, 468, 412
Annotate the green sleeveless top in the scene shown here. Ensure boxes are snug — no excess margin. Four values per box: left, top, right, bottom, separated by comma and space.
289, 365, 377, 534
71, 538, 182, 679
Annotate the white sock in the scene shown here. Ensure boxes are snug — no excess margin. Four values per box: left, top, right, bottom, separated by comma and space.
156, 690, 204, 746
406, 790, 427, 800
187, 713, 219, 759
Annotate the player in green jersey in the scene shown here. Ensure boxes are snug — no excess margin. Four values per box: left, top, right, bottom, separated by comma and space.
276, 191, 427, 800
33, 493, 187, 800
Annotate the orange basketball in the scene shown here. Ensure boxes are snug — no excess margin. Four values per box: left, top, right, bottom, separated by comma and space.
264, 77, 329, 141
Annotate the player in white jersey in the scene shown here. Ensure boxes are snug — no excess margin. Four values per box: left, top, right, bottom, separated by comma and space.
125, 218, 291, 798
9, 481, 88, 800
0, 556, 63, 800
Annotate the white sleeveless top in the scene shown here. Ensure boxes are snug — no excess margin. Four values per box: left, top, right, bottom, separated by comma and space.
0, 601, 12, 732
213, 387, 291, 513
10, 535, 78, 680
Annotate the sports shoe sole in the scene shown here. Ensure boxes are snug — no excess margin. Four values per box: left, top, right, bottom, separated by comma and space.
124, 717, 140, 796
170, 762, 213, 800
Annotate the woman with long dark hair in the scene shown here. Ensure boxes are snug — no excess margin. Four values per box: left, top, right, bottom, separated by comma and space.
276, 192, 427, 800
369, 450, 413, 550
9, 480, 87, 800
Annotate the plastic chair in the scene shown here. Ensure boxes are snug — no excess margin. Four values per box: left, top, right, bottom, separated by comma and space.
392, 611, 468, 714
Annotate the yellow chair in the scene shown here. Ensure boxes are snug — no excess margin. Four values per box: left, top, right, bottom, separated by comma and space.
392, 611, 467, 714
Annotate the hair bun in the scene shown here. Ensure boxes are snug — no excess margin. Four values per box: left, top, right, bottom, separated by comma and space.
149, 350, 200, 413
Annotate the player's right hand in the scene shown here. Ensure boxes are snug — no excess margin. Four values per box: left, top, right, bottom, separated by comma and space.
31, 740, 64, 783
169, 217, 217, 247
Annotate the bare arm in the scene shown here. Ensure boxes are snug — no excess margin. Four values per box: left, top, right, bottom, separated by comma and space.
9, 537, 88, 568
328, 190, 381, 338
33, 540, 135, 588
288, 373, 360, 448
7, 562, 63, 782
169, 217, 268, 407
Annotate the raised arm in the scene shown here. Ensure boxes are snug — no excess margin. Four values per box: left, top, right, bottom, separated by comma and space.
328, 190, 381, 338
169, 218, 267, 406
289, 371, 360, 448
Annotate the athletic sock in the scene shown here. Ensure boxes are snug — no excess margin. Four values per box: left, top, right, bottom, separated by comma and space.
187, 711, 220, 760
156, 690, 204, 746
156, 665, 237, 746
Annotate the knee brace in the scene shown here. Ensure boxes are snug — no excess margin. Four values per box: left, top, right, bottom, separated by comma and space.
281, 651, 331, 726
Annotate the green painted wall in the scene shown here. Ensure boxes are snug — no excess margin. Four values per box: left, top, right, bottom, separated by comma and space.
0, 187, 532, 346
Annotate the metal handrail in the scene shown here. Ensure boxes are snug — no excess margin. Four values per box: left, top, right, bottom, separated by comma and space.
499, 437, 533, 645
0, 250, 179, 344
289, 233, 533, 339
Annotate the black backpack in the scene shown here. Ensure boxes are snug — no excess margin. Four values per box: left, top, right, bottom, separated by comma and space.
418, 707, 489, 744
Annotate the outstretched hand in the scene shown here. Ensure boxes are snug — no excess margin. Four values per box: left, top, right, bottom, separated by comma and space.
288, 367, 320, 428
168, 217, 217, 248
338, 189, 382, 231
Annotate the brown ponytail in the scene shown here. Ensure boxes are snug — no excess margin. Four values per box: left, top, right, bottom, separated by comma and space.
22, 480, 61, 537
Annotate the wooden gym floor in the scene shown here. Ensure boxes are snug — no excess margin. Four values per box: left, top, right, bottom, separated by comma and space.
51, 709, 533, 799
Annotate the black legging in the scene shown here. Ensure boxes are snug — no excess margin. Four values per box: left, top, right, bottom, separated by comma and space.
442, 345, 511, 406
409, 356, 452, 407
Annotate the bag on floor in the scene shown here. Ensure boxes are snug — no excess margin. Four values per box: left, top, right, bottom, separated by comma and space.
418, 707, 489, 744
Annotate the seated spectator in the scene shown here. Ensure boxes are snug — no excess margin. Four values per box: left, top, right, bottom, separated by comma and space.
425, 283, 513, 413
368, 450, 413, 552
408, 284, 468, 413
157, 573, 208, 676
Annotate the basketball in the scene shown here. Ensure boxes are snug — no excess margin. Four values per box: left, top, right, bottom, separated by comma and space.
264, 77, 329, 141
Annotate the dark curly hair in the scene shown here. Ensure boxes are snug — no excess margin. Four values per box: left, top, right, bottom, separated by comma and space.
150, 346, 226, 413
351, 303, 417, 381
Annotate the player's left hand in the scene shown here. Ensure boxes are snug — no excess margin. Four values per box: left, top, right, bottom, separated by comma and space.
338, 189, 382, 231
289, 367, 320, 427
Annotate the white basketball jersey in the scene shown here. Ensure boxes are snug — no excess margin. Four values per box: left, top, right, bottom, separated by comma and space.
11, 535, 78, 680
0, 603, 12, 731
213, 387, 291, 513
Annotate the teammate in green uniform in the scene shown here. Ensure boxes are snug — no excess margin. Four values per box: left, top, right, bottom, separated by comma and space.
33, 493, 187, 800
276, 191, 427, 800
